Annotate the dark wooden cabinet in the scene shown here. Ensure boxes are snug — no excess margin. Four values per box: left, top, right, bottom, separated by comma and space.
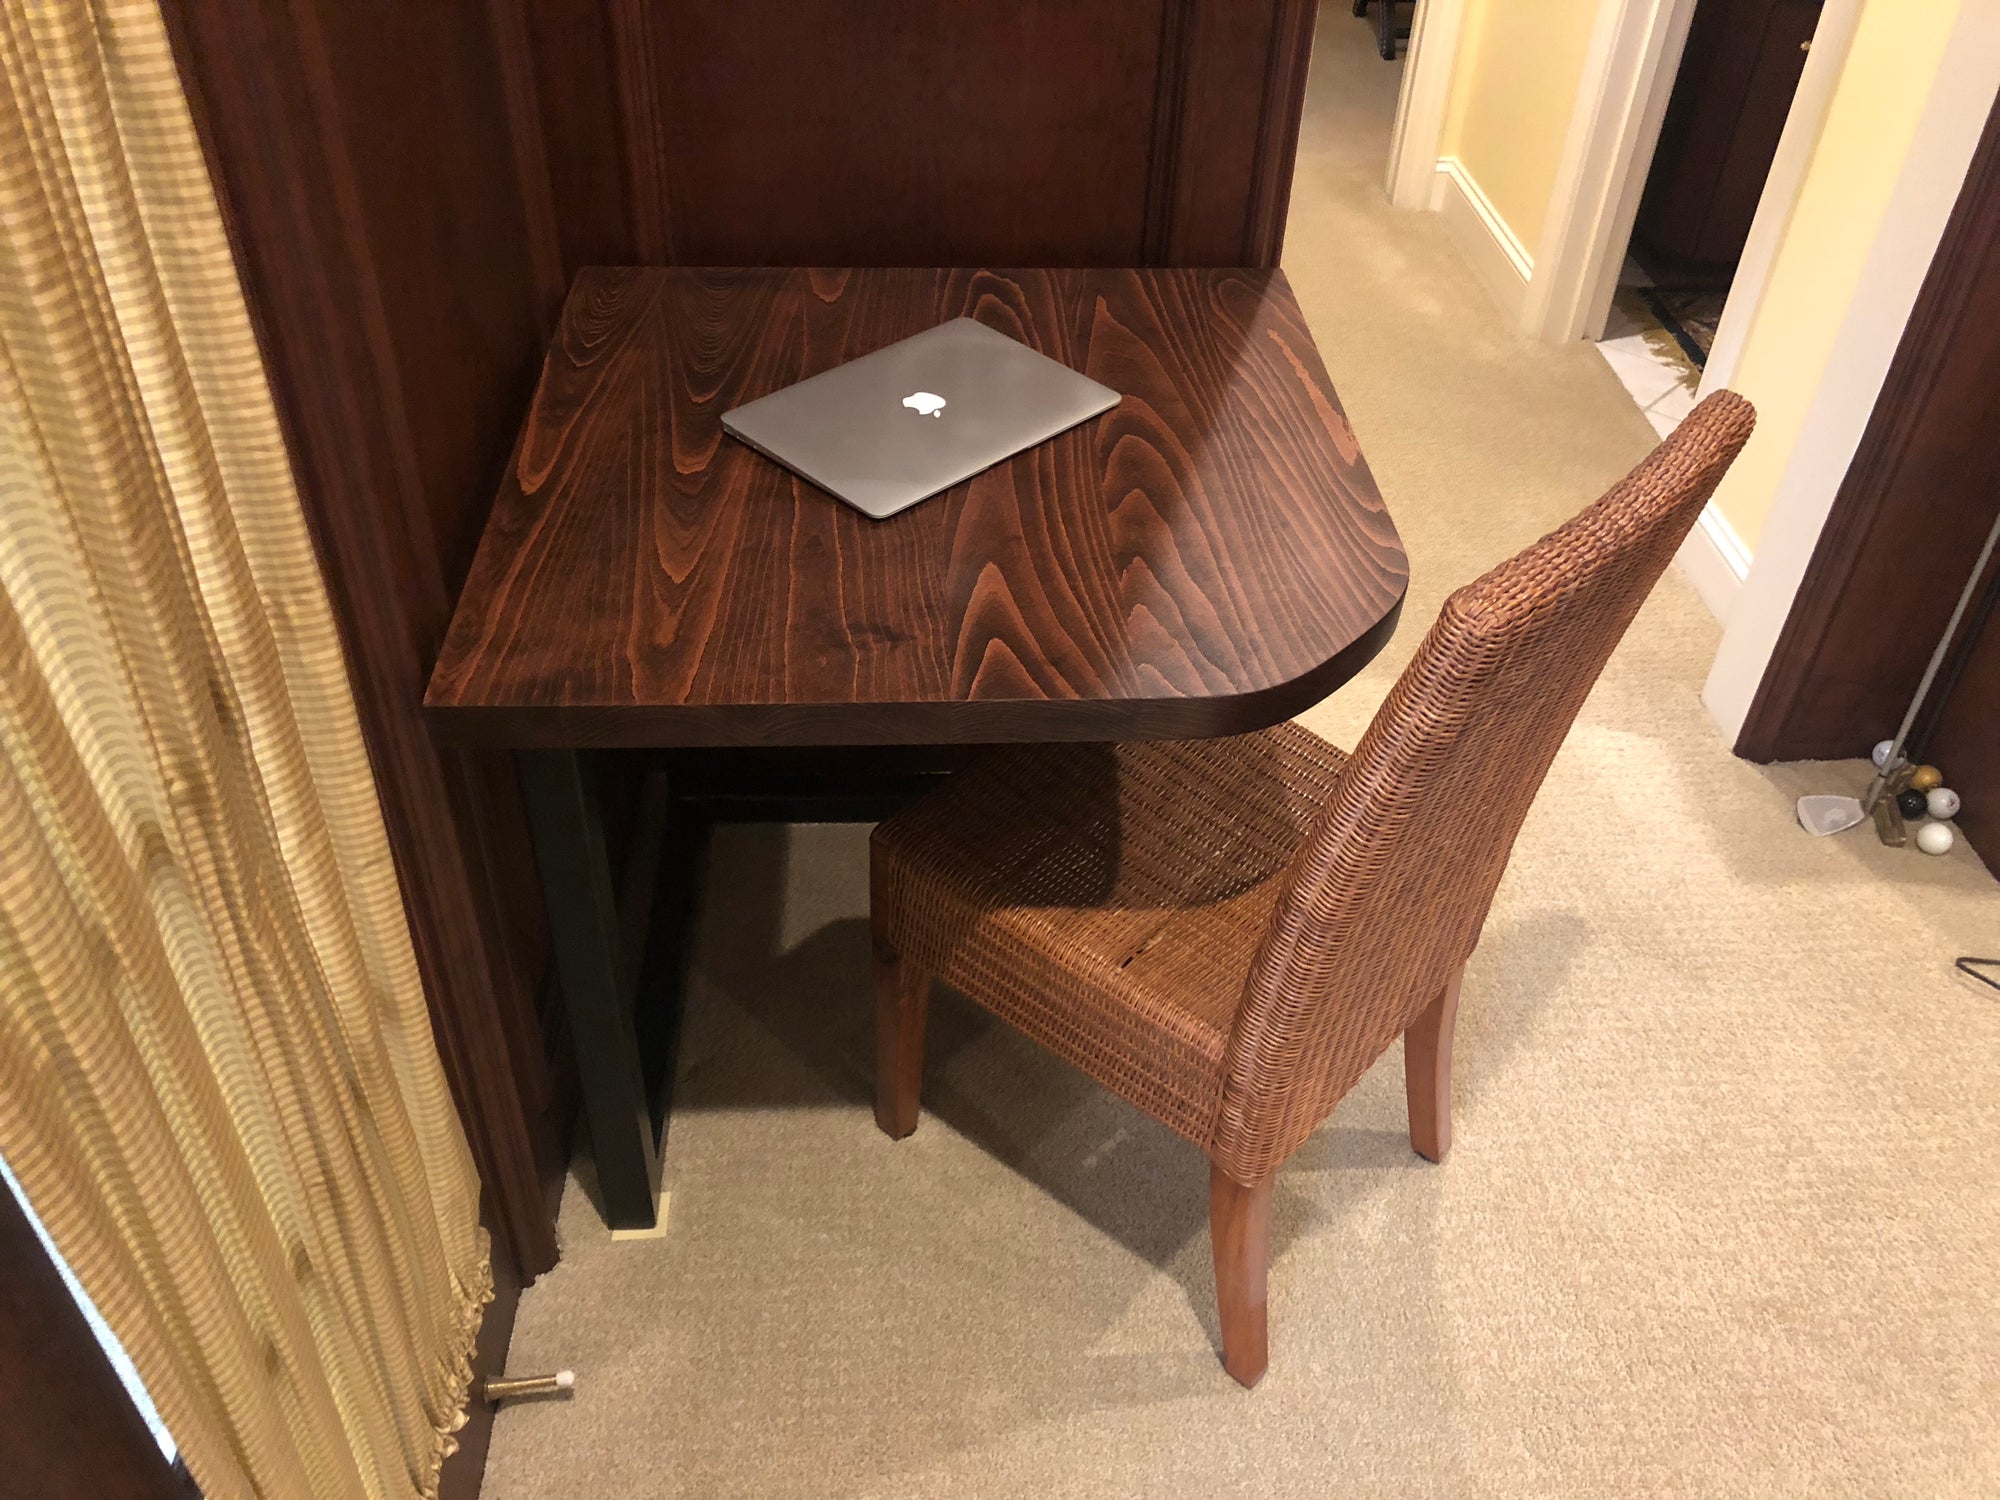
1632, 0, 1820, 281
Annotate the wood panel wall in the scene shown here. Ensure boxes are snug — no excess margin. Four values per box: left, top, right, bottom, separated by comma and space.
159, 17, 1321, 1479
1, 1181, 191, 1500
527, 1, 1317, 270
1736, 92, 1999, 866
162, 2, 572, 1293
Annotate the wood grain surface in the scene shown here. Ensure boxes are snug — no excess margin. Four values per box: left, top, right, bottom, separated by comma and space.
426, 267, 1407, 747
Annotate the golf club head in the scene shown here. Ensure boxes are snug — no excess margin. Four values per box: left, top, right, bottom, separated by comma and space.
1798, 794, 1867, 837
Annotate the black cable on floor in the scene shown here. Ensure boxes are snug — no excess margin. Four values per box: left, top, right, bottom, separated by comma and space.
1634, 286, 1711, 370
1956, 956, 1999, 993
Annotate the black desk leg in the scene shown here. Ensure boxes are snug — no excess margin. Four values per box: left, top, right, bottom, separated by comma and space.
517, 748, 662, 1231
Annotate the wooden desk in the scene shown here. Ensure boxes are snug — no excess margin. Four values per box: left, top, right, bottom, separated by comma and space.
427, 267, 1407, 1231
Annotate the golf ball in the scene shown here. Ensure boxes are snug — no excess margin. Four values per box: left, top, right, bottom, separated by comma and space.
1926, 787, 1961, 820
1871, 739, 1895, 768
1916, 821, 1954, 856
1910, 765, 1944, 792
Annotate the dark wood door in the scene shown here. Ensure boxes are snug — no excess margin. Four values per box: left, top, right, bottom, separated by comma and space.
1632, 0, 1820, 280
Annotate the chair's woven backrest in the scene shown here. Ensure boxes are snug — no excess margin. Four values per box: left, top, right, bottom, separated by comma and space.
1210, 392, 1756, 1181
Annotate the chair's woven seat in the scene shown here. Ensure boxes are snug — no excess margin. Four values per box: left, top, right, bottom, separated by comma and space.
872, 722, 1348, 1143
868, 392, 1759, 1387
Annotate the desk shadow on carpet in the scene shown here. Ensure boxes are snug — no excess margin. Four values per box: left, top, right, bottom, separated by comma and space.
654, 821, 1583, 1352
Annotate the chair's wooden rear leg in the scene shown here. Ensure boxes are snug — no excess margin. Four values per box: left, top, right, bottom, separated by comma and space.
872, 935, 930, 1140
1404, 964, 1464, 1163
1208, 1163, 1275, 1388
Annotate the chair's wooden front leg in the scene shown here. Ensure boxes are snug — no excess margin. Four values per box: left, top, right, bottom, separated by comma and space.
1404, 964, 1464, 1163
872, 936, 930, 1140
1208, 1163, 1275, 1388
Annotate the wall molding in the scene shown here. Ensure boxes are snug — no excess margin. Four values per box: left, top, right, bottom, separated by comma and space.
1243, 0, 1318, 264
608, 0, 675, 262
486, 0, 566, 334
1675, 501, 1752, 625
1142, 0, 1195, 262
1433, 157, 1532, 325
1523, 0, 1696, 343
1146, 0, 1320, 266
1386, 0, 1466, 210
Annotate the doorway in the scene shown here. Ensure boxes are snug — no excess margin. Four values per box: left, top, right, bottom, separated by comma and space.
1352, 0, 1415, 60
1597, 0, 1825, 435
1386, 0, 1862, 362
1320, 0, 1417, 200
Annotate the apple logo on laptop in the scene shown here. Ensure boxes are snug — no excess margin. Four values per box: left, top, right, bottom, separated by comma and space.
902, 390, 947, 418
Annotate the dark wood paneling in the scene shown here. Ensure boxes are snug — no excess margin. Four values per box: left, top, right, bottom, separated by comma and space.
640, 2, 1163, 266
425, 268, 1406, 748
1168, 0, 1319, 265
487, 0, 569, 340
304, 0, 557, 595
0, 1181, 187, 1500
1737, 92, 2000, 864
161, 0, 564, 1278
1246, 1, 1320, 267
522, 4, 635, 276
532, 0, 1315, 274
163, 0, 1322, 1324
608, 0, 678, 263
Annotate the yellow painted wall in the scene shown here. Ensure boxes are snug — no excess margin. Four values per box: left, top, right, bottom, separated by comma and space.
1440, 0, 1603, 252
1708, 0, 1961, 549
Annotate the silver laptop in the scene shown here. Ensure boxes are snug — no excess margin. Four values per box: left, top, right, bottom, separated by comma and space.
721, 318, 1121, 519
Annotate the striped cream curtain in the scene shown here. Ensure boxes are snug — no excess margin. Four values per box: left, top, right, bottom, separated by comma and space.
0, 5, 489, 1500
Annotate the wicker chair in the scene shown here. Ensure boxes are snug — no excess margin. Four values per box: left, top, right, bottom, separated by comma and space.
869, 392, 1755, 1386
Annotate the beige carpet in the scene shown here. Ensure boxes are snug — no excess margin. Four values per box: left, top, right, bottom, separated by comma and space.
485, 11, 2000, 1497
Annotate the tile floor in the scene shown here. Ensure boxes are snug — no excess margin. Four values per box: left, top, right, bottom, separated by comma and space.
1593, 261, 1705, 437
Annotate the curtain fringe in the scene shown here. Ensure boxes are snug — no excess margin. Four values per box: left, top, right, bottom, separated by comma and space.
419, 1232, 496, 1500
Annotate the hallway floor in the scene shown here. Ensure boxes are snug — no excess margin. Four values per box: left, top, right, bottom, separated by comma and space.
484, 10, 1999, 1497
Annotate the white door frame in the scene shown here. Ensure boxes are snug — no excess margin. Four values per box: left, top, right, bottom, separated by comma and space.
1527, 0, 1863, 346
1697, 1, 1864, 390
1702, 4, 2000, 741
1394, 0, 1867, 346
1386, 0, 1468, 211
1521, 0, 1697, 342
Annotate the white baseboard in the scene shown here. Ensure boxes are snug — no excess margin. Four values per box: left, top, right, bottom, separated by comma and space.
1675, 501, 1751, 625
1433, 158, 1533, 327
1387, 0, 1467, 210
